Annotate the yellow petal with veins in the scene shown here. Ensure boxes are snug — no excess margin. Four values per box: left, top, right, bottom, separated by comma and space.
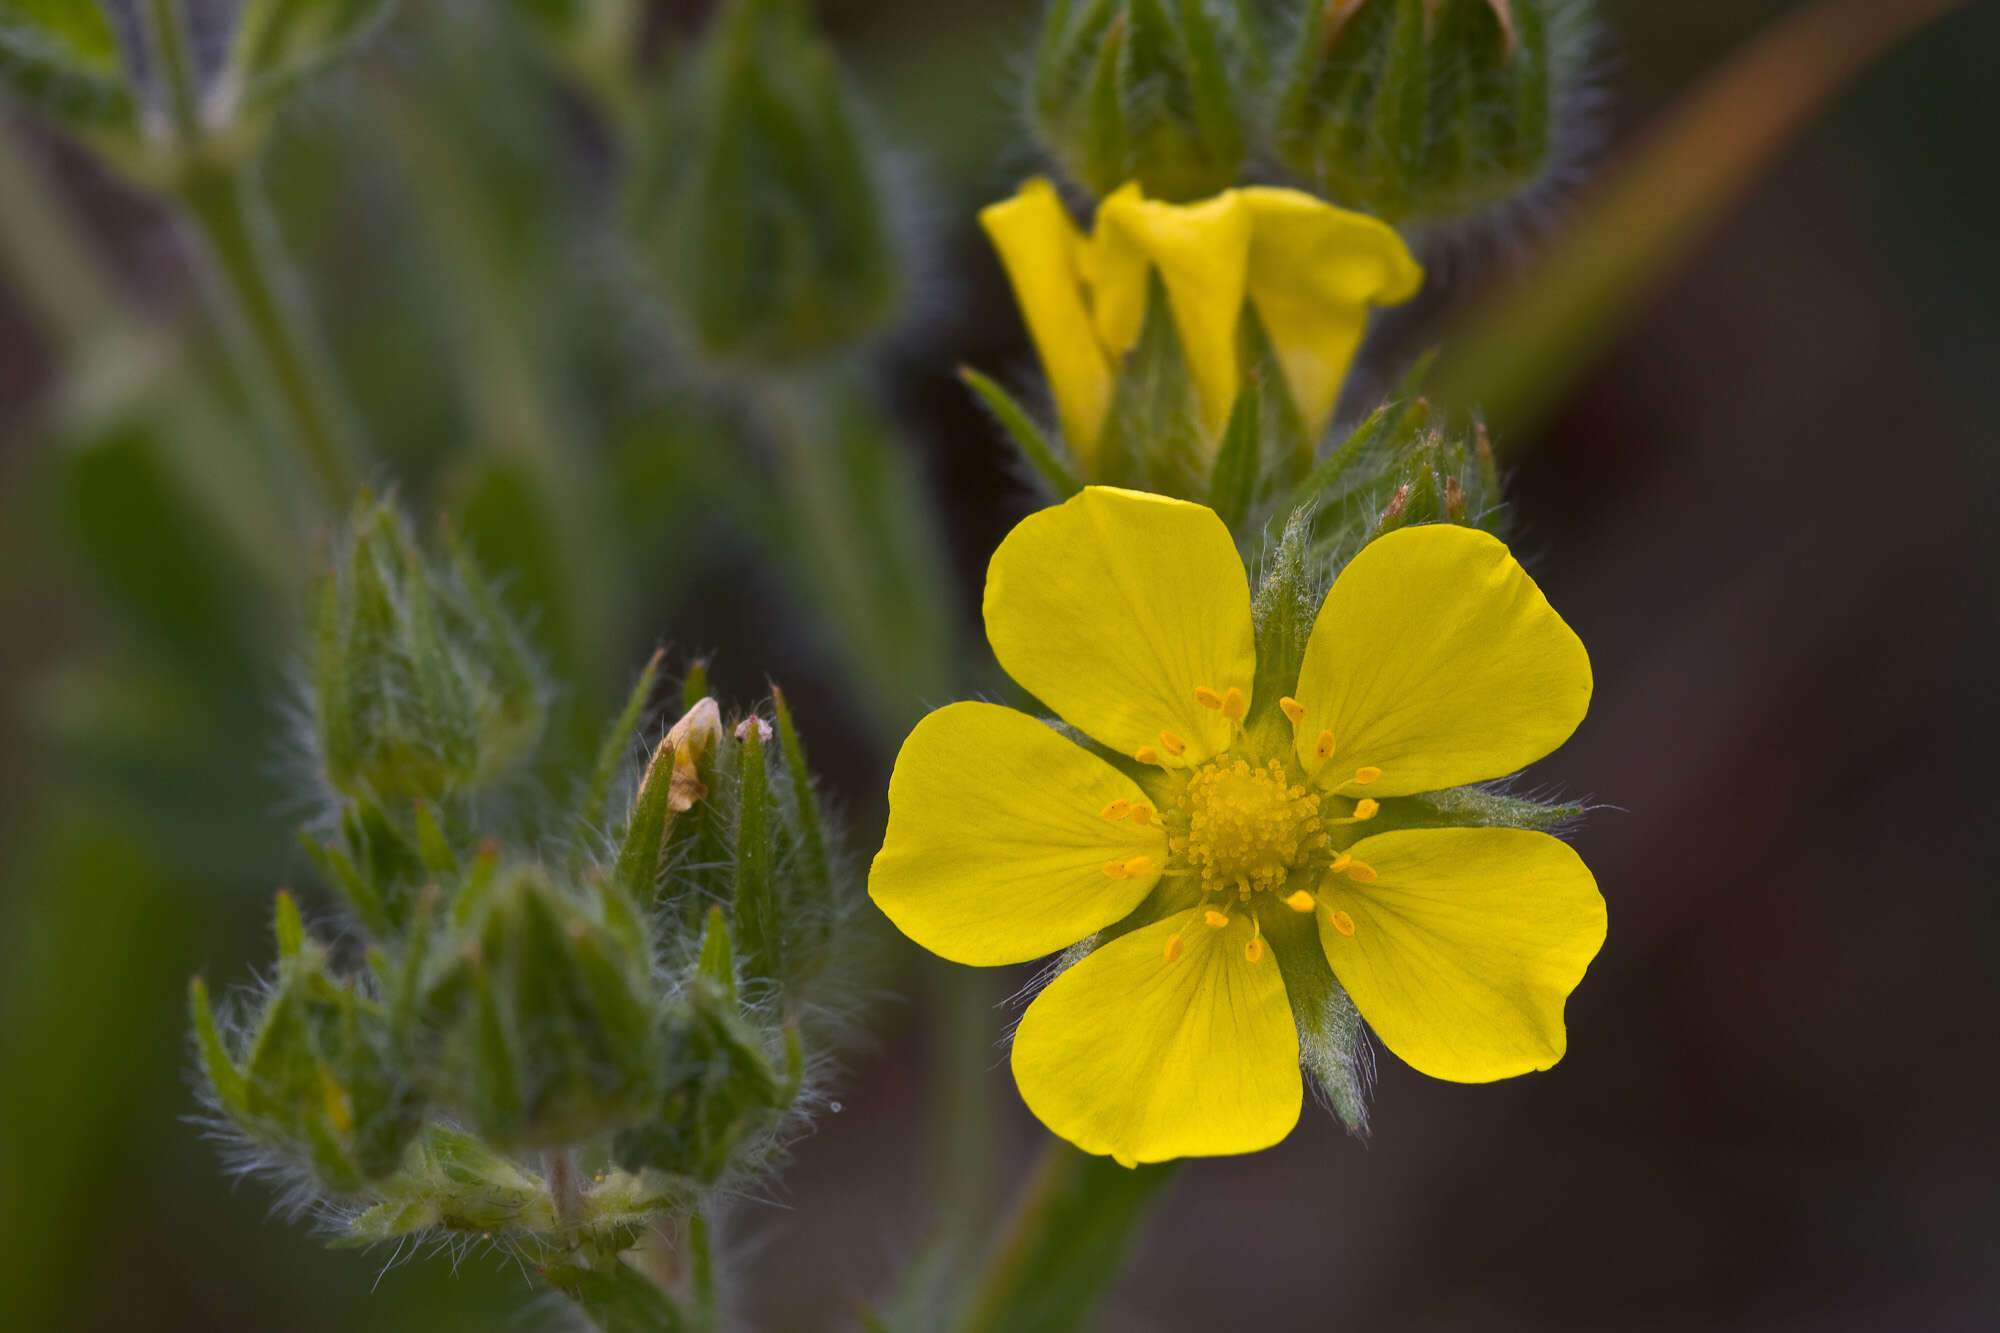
1317, 828, 1605, 1082
1087, 186, 1253, 441
869, 702, 1164, 966
984, 486, 1254, 765
979, 178, 1117, 466
1291, 524, 1590, 796
1013, 914, 1300, 1165
1240, 187, 1423, 438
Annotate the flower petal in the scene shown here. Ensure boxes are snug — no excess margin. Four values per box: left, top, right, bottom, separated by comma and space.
980, 178, 1117, 465
1013, 913, 1301, 1165
1317, 828, 1606, 1083
1086, 186, 1253, 440
1240, 187, 1423, 439
984, 486, 1254, 765
1291, 524, 1591, 796
869, 702, 1166, 966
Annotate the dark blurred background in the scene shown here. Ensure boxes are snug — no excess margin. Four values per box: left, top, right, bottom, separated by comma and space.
2, 1, 1995, 1329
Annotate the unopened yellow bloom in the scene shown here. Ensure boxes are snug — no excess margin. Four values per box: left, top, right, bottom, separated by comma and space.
979, 180, 1423, 470
869, 488, 1604, 1166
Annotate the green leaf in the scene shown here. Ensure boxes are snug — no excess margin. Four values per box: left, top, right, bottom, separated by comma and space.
541, 1259, 691, 1333
769, 685, 830, 894
732, 724, 780, 990
585, 648, 664, 838
957, 1145, 1180, 1333
226, 0, 399, 112
1204, 378, 1261, 532
958, 366, 1081, 499
188, 976, 247, 1110
272, 890, 305, 960
0, 0, 136, 133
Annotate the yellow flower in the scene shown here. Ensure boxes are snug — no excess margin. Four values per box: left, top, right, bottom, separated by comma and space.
978, 179, 1423, 472
869, 487, 1605, 1166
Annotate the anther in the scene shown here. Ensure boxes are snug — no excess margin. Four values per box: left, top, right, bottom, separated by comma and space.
1135, 745, 1160, 766
1244, 936, 1266, 963
1194, 686, 1223, 710
1315, 730, 1337, 759
1220, 687, 1246, 720
1203, 909, 1230, 930
1328, 909, 1356, 937
1279, 697, 1306, 726
1343, 859, 1378, 883
1129, 804, 1153, 826
1123, 855, 1155, 878
1329, 853, 1352, 874
1351, 766, 1381, 786
1283, 889, 1316, 913
1102, 860, 1130, 878
1100, 798, 1132, 821
1163, 933, 1185, 963
1351, 798, 1379, 820
1159, 730, 1187, 757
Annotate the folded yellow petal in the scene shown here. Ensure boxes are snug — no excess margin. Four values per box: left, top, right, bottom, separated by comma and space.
1291, 524, 1591, 796
1013, 913, 1301, 1165
1317, 828, 1606, 1082
984, 486, 1254, 765
869, 702, 1165, 966
1240, 187, 1424, 438
1090, 186, 1253, 441
979, 178, 1117, 467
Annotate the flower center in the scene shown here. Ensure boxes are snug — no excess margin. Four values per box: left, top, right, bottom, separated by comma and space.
1172, 757, 1324, 900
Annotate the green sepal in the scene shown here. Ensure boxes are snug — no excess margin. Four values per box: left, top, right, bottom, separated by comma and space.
1372, 784, 1585, 834
412, 801, 457, 881
614, 738, 677, 908
541, 1259, 692, 1333
958, 367, 1082, 501
1248, 506, 1318, 726
732, 724, 781, 991
770, 686, 830, 896
680, 660, 709, 714
698, 905, 738, 1007
272, 889, 306, 961
1259, 897, 1373, 1131
584, 648, 664, 838
188, 975, 248, 1110
300, 833, 391, 938
1094, 271, 1208, 497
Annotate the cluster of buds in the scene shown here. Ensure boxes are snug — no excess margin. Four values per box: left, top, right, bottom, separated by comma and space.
1026, 0, 1590, 228
190, 502, 855, 1322
624, 0, 906, 366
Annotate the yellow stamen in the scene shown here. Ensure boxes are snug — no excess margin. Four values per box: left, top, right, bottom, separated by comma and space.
1135, 745, 1160, 766
1100, 798, 1132, 821
1329, 853, 1352, 874
1194, 685, 1223, 710
1351, 798, 1379, 820
1244, 936, 1266, 963
1283, 889, 1315, 913
1314, 729, 1337, 759
1163, 933, 1184, 963
1343, 859, 1378, 883
1279, 696, 1306, 725
1203, 909, 1230, 930
1102, 860, 1130, 878
1351, 766, 1382, 786
1220, 687, 1246, 720
1159, 730, 1187, 757
1129, 804, 1153, 825
1123, 855, 1155, 878
1328, 909, 1355, 937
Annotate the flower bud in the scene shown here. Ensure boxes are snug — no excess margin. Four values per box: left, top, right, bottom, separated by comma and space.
1274, 0, 1588, 225
189, 893, 423, 1193
1030, 0, 1257, 203
414, 864, 661, 1149
624, 0, 903, 364
310, 498, 546, 805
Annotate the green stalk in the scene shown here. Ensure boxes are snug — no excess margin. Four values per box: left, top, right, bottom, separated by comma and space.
175, 165, 362, 506
956, 1141, 1181, 1333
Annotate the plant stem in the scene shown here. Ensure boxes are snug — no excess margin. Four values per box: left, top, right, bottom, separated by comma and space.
175, 165, 363, 507
956, 1140, 1181, 1333
544, 1149, 584, 1226
141, 0, 204, 143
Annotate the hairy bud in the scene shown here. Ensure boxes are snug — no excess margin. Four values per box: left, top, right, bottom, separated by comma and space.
310, 498, 546, 806
1274, 0, 1591, 225
625, 0, 904, 364
1029, 0, 1259, 203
